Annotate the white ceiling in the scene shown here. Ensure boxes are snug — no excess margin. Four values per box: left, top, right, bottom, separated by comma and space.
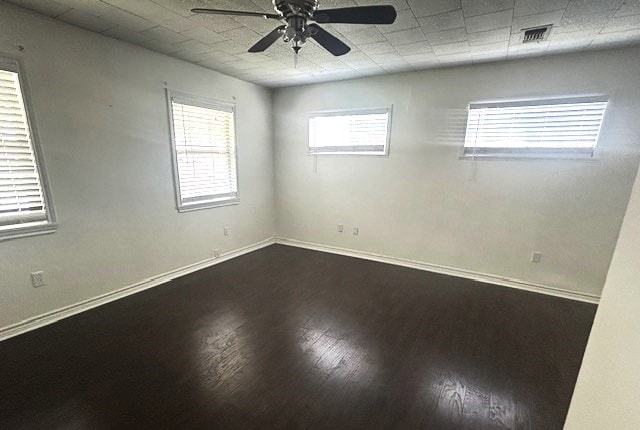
5, 0, 640, 87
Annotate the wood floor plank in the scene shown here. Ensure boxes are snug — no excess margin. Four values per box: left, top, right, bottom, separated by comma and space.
0, 245, 596, 429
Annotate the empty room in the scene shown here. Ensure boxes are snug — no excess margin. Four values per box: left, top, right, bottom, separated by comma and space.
1, 0, 639, 429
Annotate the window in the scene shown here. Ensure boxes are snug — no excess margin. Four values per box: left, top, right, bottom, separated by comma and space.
0, 58, 55, 240
463, 96, 608, 158
167, 91, 238, 211
309, 108, 391, 155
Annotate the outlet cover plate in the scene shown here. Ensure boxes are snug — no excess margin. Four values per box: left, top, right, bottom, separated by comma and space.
31, 271, 45, 288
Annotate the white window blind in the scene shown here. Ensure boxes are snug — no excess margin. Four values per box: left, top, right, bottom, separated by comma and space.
464, 97, 608, 157
168, 92, 238, 210
309, 108, 391, 155
0, 60, 52, 234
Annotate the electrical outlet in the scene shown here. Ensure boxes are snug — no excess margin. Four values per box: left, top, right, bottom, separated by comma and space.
353, 227, 359, 236
213, 249, 221, 258
31, 271, 45, 288
531, 252, 542, 263
338, 224, 344, 233
223, 227, 229, 236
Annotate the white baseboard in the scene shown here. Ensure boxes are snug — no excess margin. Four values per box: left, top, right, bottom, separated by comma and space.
1, 236, 598, 342
0, 238, 275, 341
275, 237, 600, 304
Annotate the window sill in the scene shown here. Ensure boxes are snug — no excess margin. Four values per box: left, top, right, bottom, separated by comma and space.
309, 151, 389, 157
458, 154, 601, 162
177, 198, 239, 213
0, 223, 57, 242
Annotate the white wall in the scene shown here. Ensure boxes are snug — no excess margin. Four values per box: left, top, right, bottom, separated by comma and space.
1, 2, 638, 333
0, 4, 275, 329
273, 47, 640, 298
564, 161, 640, 428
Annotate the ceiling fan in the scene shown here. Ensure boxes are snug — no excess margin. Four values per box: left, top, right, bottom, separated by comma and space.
192, 1, 397, 56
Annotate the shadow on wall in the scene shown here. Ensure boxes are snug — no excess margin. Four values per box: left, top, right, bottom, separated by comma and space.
436, 108, 469, 148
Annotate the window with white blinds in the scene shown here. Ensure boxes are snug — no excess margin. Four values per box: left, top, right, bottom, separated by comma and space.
167, 91, 238, 211
0, 58, 54, 238
309, 108, 391, 155
464, 96, 609, 157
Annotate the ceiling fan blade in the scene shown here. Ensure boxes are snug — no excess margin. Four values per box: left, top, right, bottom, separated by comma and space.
248, 25, 286, 52
191, 8, 282, 20
308, 24, 351, 56
312, 5, 397, 25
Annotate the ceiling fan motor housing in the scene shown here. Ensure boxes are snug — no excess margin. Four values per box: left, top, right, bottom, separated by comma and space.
272, 0, 319, 19
274, 0, 318, 48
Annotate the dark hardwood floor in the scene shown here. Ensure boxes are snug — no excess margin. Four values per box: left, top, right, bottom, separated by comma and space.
0, 245, 596, 429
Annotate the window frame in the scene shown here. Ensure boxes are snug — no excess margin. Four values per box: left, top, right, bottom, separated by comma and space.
165, 89, 239, 213
0, 57, 56, 241
461, 95, 609, 160
307, 106, 393, 156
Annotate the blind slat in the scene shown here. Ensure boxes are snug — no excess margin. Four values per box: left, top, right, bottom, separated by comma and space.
0, 67, 48, 226
464, 98, 608, 156
309, 110, 390, 155
171, 98, 237, 204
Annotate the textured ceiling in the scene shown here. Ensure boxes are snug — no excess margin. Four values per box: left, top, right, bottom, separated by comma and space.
5, 0, 640, 87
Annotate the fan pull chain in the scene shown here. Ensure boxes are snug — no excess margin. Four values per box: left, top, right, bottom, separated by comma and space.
294, 50, 299, 69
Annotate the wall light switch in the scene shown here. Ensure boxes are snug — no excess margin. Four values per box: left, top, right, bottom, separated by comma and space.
353, 227, 359, 236
338, 224, 344, 233
531, 252, 542, 263
224, 227, 229, 236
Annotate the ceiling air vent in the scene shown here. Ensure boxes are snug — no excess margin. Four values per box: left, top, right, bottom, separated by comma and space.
522, 25, 551, 43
